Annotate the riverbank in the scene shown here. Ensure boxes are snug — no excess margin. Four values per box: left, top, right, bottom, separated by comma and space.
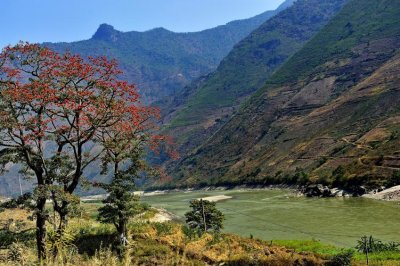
363, 185, 400, 201
19, 183, 400, 205
146, 184, 400, 202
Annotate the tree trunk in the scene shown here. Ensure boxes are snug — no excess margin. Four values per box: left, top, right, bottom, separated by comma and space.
36, 198, 47, 262
58, 212, 68, 235
55, 201, 69, 235
117, 217, 128, 256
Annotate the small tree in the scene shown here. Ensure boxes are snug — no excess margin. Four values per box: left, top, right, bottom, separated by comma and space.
95, 98, 174, 255
185, 199, 224, 235
97, 175, 144, 254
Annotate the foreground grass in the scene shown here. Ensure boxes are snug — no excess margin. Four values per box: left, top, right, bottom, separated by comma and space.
0, 206, 325, 266
1, 204, 399, 265
275, 239, 400, 265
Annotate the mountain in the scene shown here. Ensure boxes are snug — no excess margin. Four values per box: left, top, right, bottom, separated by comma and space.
44, 2, 293, 105
171, 0, 400, 190
0, 2, 297, 197
163, 0, 348, 154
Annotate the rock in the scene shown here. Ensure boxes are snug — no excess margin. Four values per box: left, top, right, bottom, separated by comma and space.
331, 188, 343, 197
363, 185, 400, 201
304, 184, 332, 197
378, 186, 386, 192
351, 186, 367, 196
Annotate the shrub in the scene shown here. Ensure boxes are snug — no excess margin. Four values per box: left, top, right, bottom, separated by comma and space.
182, 225, 201, 240
327, 249, 354, 266
356, 235, 400, 253
153, 222, 174, 236
7, 242, 26, 264
387, 171, 400, 187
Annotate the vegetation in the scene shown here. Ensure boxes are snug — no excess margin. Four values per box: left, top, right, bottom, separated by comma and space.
97, 183, 144, 255
166, 0, 348, 153
275, 239, 400, 265
172, 0, 400, 189
0, 43, 168, 261
95, 90, 168, 255
185, 199, 224, 235
356, 236, 400, 254
266, 0, 400, 86
0, 203, 329, 266
1, 202, 400, 265
44, 5, 283, 107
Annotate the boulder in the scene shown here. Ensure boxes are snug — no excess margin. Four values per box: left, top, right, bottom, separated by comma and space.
304, 184, 332, 197
351, 186, 367, 196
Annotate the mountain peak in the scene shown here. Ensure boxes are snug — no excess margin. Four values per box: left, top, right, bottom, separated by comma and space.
92, 23, 120, 42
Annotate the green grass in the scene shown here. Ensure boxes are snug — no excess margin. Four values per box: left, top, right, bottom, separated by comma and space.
274, 239, 400, 263
354, 251, 400, 262
273, 239, 342, 257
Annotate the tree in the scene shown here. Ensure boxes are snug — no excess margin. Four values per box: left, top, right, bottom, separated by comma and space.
96, 96, 176, 255
95, 102, 162, 255
185, 199, 224, 235
97, 176, 145, 255
0, 43, 151, 260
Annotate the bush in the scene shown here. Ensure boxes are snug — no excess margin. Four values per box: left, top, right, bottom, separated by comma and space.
356, 235, 400, 253
0, 228, 35, 248
387, 171, 400, 187
7, 242, 25, 264
153, 222, 174, 236
182, 225, 201, 240
327, 249, 354, 266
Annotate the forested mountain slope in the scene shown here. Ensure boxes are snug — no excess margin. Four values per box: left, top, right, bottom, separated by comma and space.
44, 2, 292, 104
172, 0, 400, 190
164, 0, 348, 154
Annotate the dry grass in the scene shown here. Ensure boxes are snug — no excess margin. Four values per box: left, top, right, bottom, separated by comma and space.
0, 206, 325, 266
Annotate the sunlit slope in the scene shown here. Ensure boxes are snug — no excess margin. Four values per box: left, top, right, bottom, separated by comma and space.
174, 0, 400, 188
165, 0, 348, 154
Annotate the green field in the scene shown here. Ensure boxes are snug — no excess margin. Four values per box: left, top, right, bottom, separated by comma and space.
142, 189, 400, 248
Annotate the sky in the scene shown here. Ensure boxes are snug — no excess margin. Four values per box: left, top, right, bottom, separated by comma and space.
0, 0, 285, 49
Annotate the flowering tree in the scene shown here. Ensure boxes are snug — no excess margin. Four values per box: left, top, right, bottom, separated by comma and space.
96, 103, 178, 255
0, 43, 165, 260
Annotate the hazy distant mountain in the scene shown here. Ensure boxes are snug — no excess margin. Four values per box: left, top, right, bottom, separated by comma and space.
44, 1, 294, 105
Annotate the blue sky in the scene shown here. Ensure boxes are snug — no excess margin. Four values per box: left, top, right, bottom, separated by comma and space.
1, 0, 284, 48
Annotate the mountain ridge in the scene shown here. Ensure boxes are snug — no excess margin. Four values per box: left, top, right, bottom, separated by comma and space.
170, 0, 400, 190
0, 1, 296, 197
162, 0, 349, 158
44, 3, 293, 105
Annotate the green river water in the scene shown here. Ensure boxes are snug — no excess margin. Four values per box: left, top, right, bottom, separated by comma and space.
142, 189, 400, 247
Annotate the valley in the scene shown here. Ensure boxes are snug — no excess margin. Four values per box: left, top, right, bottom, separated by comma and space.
0, 0, 399, 264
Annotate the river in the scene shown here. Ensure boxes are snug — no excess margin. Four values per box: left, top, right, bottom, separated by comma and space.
142, 189, 400, 247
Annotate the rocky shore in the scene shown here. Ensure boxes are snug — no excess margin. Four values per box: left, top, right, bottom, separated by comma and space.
301, 184, 353, 198
300, 184, 400, 201
362, 185, 400, 201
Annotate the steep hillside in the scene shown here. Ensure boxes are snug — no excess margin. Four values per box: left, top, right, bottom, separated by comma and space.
164, 0, 348, 153
0, 2, 298, 197
44, 3, 291, 104
172, 0, 400, 190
